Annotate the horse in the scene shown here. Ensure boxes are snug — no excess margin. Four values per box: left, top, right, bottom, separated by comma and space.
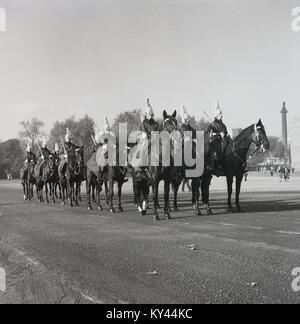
60, 149, 82, 207
20, 161, 35, 201
86, 148, 104, 211
42, 155, 58, 204
131, 167, 150, 215
73, 147, 85, 206
53, 153, 62, 200
149, 110, 183, 221
170, 128, 214, 216
34, 158, 45, 202
223, 119, 269, 211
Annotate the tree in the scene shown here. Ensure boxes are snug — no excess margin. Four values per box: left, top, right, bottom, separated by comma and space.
49, 115, 96, 163
112, 109, 142, 137
0, 139, 24, 179
19, 118, 45, 153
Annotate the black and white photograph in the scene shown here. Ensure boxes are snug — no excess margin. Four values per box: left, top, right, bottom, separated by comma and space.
0, 0, 300, 307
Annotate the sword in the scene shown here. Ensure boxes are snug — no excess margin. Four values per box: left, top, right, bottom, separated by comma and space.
60, 136, 67, 155
91, 134, 97, 146
203, 110, 222, 132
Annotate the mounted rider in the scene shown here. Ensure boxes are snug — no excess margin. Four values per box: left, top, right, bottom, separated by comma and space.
24, 143, 37, 166
36, 138, 52, 176
53, 143, 60, 159
58, 128, 79, 177
40, 138, 52, 160
140, 98, 160, 137
181, 106, 196, 134
207, 102, 230, 176
138, 98, 160, 179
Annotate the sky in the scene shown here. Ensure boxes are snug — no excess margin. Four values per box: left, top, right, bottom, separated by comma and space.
0, 0, 299, 164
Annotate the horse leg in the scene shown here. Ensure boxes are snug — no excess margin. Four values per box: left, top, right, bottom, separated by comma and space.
118, 182, 124, 212
164, 180, 171, 220
202, 176, 213, 215
172, 181, 179, 212
109, 179, 115, 213
235, 172, 243, 212
74, 181, 80, 206
87, 174, 92, 210
45, 181, 50, 204
51, 182, 56, 203
192, 179, 201, 216
226, 174, 234, 211
152, 180, 159, 221
96, 179, 103, 211
105, 181, 110, 206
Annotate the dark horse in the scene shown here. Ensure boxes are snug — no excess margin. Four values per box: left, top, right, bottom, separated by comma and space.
150, 110, 182, 221
60, 148, 84, 207
20, 160, 35, 201
171, 128, 214, 216
42, 155, 58, 204
223, 119, 269, 212
86, 141, 128, 212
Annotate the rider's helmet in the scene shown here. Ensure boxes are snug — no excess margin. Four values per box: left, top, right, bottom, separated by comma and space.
65, 128, 71, 143
54, 143, 59, 153
214, 101, 223, 121
145, 98, 154, 120
26, 143, 32, 153
42, 138, 47, 149
181, 106, 190, 124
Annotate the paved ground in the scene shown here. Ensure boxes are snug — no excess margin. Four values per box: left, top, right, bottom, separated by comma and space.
0, 172, 299, 304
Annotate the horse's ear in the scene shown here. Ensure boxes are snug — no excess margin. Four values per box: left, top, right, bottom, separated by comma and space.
172, 110, 177, 118
257, 119, 262, 126
163, 110, 168, 120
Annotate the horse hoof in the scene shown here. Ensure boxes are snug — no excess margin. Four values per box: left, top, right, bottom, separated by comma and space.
75, 202, 80, 207
154, 215, 159, 221
207, 209, 213, 215
164, 212, 171, 220
88, 206, 92, 210
141, 210, 147, 216
110, 208, 115, 213
118, 207, 124, 212
195, 210, 202, 216
97, 206, 103, 211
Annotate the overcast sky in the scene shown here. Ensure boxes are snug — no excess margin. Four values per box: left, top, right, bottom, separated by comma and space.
0, 0, 299, 164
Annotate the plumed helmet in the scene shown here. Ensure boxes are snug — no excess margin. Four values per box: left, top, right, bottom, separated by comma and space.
181, 106, 189, 123
103, 117, 111, 133
65, 128, 71, 142
42, 138, 47, 148
145, 98, 154, 119
54, 143, 59, 152
26, 143, 31, 153
95, 132, 102, 144
214, 101, 223, 120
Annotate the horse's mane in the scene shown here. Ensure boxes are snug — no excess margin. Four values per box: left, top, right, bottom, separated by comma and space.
233, 124, 254, 146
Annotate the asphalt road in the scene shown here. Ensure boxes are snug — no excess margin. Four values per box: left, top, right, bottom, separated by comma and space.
0, 173, 299, 304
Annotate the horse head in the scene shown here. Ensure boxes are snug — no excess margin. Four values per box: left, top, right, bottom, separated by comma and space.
75, 146, 84, 175
162, 110, 182, 135
252, 119, 270, 152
